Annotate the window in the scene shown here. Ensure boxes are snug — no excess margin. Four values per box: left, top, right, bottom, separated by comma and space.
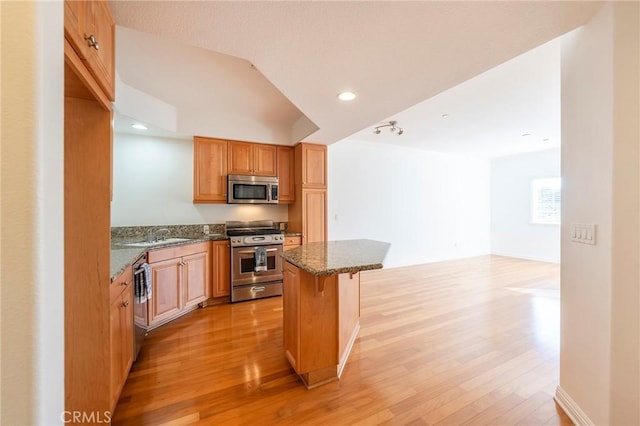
531, 178, 561, 224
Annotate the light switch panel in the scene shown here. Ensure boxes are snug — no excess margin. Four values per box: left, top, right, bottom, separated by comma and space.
571, 223, 596, 245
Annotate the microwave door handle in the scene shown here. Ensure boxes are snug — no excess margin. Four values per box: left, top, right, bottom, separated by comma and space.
267, 184, 271, 202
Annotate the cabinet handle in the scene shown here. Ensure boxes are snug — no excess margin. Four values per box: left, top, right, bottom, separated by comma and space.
120, 280, 129, 287
122, 300, 130, 308
84, 34, 100, 50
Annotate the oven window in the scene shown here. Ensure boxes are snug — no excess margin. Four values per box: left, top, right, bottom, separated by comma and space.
240, 255, 277, 273
233, 184, 267, 200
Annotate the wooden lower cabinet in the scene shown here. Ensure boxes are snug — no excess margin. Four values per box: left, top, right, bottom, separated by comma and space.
284, 236, 302, 251
147, 242, 210, 329
109, 267, 134, 412
183, 251, 210, 308
149, 258, 183, 325
212, 240, 231, 297
283, 261, 361, 389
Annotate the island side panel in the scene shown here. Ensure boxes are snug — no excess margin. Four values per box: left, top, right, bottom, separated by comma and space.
299, 271, 338, 375
283, 261, 301, 371
338, 272, 360, 377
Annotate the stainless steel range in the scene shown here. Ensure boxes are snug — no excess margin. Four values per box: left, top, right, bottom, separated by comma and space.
227, 220, 284, 302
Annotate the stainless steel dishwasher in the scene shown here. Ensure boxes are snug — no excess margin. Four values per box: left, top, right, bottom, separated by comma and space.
132, 253, 149, 361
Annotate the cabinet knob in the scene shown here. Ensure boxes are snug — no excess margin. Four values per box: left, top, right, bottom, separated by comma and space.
84, 34, 100, 50
121, 280, 129, 287
122, 300, 130, 308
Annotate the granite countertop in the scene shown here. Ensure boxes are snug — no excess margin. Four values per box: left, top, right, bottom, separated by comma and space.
281, 239, 391, 276
110, 234, 228, 281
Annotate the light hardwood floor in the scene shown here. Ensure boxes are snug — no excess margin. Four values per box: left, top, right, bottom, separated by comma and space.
112, 255, 572, 425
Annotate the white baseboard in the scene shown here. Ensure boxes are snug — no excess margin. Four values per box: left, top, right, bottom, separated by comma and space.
554, 385, 594, 426
491, 251, 560, 264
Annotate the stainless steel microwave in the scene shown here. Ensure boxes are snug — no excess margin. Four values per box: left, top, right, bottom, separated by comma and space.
227, 174, 279, 204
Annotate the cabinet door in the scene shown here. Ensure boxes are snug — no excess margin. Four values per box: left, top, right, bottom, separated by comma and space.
302, 189, 327, 244
228, 141, 253, 175
212, 240, 231, 297
121, 284, 134, 381
194, 137, 228, 202
283, 261, 301, 372
183, 251, 209, 308
149, 258, 182, 326
253, 144, 277, 176
109, 293, 123, 409
64, 0, 88, 59
301, 144, 327, 188
109, 282, 134, 411
277, 146, 295, 203
84, 0, 115, 100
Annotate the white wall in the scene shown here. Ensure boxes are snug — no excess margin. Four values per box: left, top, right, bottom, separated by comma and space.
1, 1, 64, 424
328, 139, 490, 268
559, 2, 639, 425
111, 133, 288, 226
491, 148, 560, 263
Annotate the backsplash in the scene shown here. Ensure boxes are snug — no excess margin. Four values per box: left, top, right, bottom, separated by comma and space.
111, 222, 288, 243
111, 224, 226, 243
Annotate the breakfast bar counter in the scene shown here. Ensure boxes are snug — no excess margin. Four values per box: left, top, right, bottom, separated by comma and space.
281, 239, 390, 388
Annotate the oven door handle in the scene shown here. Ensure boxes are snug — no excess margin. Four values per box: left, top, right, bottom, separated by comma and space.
237, 248, 280, 254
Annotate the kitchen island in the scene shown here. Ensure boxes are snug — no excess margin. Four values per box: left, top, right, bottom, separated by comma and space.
281, 239, 390, 388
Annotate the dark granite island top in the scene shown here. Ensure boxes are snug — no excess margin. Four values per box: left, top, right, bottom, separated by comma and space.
280, 239, 390, 276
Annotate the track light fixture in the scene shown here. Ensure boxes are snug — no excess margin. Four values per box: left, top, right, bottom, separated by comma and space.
373, 120, 403, 136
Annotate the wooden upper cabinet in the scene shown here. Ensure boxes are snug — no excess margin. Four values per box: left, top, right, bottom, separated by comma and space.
277, 146, 295, 203
193, 137, 228, 203
228, 141, 277, 176
64, 1, 88, 59
298, 143, 327, 188
228, 141, 252, 174
254, 144, 277, 176
64, 0, 115, 101
85, 1, 115, 100
288, 142, 327, 243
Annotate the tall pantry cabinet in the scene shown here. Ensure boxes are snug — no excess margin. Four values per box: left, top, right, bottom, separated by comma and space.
64, 0, 122, 417
288, 143, 328, 244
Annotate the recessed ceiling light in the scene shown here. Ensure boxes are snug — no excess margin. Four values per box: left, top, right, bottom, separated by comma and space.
132, 124, 148, 130
337, 91, 356, 101
441, 113, 449, 118
522, 133, 531, 137
543, 138, 550, 142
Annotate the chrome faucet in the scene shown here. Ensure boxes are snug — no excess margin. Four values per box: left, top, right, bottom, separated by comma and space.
155, 228, 170, 241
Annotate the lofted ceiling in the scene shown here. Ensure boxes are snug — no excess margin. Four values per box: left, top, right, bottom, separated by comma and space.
110, 1, 602, 155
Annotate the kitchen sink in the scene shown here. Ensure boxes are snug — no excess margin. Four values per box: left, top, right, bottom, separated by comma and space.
120, 238, 194, 248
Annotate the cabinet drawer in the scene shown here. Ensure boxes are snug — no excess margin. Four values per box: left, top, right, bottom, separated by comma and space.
148, 241, 210, 263
284, 236, 302, 247
110, 265, 132, 303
